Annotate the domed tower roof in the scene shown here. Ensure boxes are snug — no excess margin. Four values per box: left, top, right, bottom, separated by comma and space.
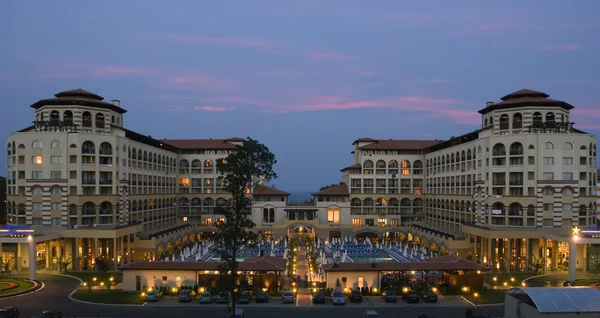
479, 88, 573, 115
30, 88, 127, 113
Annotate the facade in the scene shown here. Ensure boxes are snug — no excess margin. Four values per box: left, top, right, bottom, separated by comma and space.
1, 88, 599, 275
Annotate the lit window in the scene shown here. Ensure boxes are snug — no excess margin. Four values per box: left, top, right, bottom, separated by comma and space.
182, 217, 188, 222
179, 178, 190, 187
378, 218, 387, 226
327, 208, 340, 223
32, 156, 43, 164
352, 218, 361, 226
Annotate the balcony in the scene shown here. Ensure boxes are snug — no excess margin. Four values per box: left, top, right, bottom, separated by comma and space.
82, 179, 96, 185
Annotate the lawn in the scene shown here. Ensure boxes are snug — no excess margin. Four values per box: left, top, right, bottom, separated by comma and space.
63, 271, 123, 286
72, 289, 146, 304
0, 279, 35, 296
464, 289, 507, 305
571, 279, 600, 287
483, 272, 537, 287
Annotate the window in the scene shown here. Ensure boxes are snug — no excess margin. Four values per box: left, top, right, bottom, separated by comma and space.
562, 188, 573, 196
543, 172, 554, 180
327, 208, 340, 223
51, 171, 62, 179
51, 141, 60, 148
51, 218, 61, 226
543, 187, 554, 195
32, 218, 42, 225
562, 172, 573, 180
543, 157, 554, 165
543, 203, 553, 211
378, 218, 387, 226
51, 187, 61, 195
543, 219, 553, 226
562, 157, 573, 165
51, 156, 62, 164
32, 156, 43, 164
563, 142, 574, 150
32, 203, 42, 210
51, 202, 62, 210
528, 156, 535, 165
352, 218, 361, 226
545, 142, 554, 150
32, 171, 42, 179
263, 208, 275, 223
32, 140, 42, 148
182, 217, 188, 222
563, 204, 572, 212
32, 188, 43, 195
162, 276, 167, 282
563, 218, 572, 226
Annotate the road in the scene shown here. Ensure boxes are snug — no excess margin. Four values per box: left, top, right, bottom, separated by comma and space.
0, 274, 504, 318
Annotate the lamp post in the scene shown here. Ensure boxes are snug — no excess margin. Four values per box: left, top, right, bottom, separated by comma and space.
569, 226, 580, 282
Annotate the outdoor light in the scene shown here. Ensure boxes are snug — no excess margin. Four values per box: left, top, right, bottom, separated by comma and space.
373, 288, 378, 293
93, 277, 97, 282
411, 271, 416, 274
199, 287, 205, 293
462, 287, 468, 292
476, 270, 481, 274
172, 287, 177, 293
503, 282, 508, 286
110, 277, 114, 282
312, 282, 316, 286
27, 235, 32, 241
141, 292, 146, 297
522, 282, 526, 287
492, 277, 497, 282
100, 282, 105, 286
510, 277, 515, 282
431, 287, 437, 292
83, 282, 87, 286
293, 288, 297, 293
292, 282, 296, 286
474, 292, 479, 298
148, 287, 153, 292
313, 288, 317, 293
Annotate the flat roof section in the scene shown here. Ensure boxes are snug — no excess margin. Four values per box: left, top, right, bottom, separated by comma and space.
507, 287, 600, 313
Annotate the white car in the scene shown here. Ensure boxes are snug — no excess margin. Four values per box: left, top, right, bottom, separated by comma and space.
282, 290, 295, 304
332, 290, 346, 305
365, 310, 379, 318
199, 292, 213, 303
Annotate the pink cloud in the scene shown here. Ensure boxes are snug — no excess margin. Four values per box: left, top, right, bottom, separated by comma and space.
572, 109, 600, 118
308, 51, 356, 61
539, 44, 581, 51
31, 73, 82, 79
91, 65, 155, 77
410, 78, 456, 84
438, 109, 481, 125
159, 73, 235, 92
193, 106, 233, 112
159, 34, 271, 49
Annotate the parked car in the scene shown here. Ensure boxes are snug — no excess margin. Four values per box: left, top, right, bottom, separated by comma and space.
383, 289, 397, 302
403, 291, 420, 303
282, 290, 295, 304
255, 290, 269, 303
364, 310, 379, 318
237, 291, 252, 304
465, 308, 491, 318
199, 291, 213, 303
422, 291, 438, 303
216, 291, 230, 304
331, 290, 346, 305
178, 289, 196, 302
350, 290, 363, 303
145, 290, 163, 302
312, 291, 326, 304
0, 307, 19, 318
40, 311, 63, 318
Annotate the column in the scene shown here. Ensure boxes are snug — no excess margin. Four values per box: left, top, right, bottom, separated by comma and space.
524, 238, 529, 272
120, 236, 125, 266
569, 241, 577, 282
73, 238, 80, 271
487, 238, 492, 269
45, 241, 51, 269
583, 244, 588, 273
113, 238, 118, 269
17, 243, 21, 273
94, 238, 98, 259
543, 239, 548, 274
506, 238, 511, 273
29, 240, 36, 281
480, 236, 484, 264
0, 242, 3, 266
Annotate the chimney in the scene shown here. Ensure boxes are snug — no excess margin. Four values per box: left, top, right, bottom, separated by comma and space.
486, 101, 494, 107
111, 99, 121, 107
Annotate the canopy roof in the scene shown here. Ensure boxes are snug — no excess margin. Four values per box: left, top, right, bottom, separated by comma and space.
120, 255, 287, 272
323, 255, 487, 272
507, 287, 600, 313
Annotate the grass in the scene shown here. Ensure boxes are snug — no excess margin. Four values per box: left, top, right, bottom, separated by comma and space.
571, 279, 600, 287
463, 289, 507, 305
63, 271, 123, 286
0, 279, 35, 296
72, 289, 146, 304
483, 272, 537, 287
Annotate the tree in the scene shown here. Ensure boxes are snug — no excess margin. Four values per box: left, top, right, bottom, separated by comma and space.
95, 257, 110, 273
58, 256, 72, 273
1, 257, 14, 274
319, 183, 340, 191
530, 256, 545, 274
214, 137, 277, 317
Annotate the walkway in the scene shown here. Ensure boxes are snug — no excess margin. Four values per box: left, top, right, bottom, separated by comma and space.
525, 271, 600, 287
295, 242, 312, 307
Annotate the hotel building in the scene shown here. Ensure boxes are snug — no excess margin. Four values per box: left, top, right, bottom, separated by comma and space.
1, 88, 598, 276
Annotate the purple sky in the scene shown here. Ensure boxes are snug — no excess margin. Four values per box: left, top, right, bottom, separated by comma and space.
1, 1, 599, 191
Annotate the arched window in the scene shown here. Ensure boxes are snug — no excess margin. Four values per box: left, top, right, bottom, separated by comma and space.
484, 118, 488, 127
376, 198, 387, 206
32, 187, 43, 195
351, 198, 361, 206
509, 142, 523, 156
512, 113, 522, 129
492, 202, 505, 215
192, 159, 202, 167
50, 110, 60, 126
82, 111, 92, 127
204, 159, 213, 167
509, 203, 522, 216
492, 143, 506, 156
99, 142, 112, 155
82, 202, 95, 215
32, 140, 42, 148
7, 143, 11, 155
363, 160, 373, 168
63, 111, 73, 125
545, 142, 554, 150
179, 160, 189, 167
327, 207, 340, 223
111, 115, 115, 124
388, 160, 398, 168
499, 114, 509, 130
546, 112, 555, 123
562, 142, 573, 150
51, 140, 61, 148
376, 160, 386, 168
562, 187, 573, 196
51, 187, 62, 195
533, 112, 543, 126
401, 160, 411, 175
82, 141, 95, 154
95, 113, 105, 128
18, 144, 25, 149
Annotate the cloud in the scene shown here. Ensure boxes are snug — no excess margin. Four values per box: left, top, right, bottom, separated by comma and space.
438, 109, 481, 125
552, 79, 600, 86
193, 106, 233, 112
410, 78, 456, 84
158, 33, 271, 49
572, 109, 600, 118
91, 65, 155, 77
539, 44, 581, 51
159, 73, 235, 92
577, 124, 600, 130
308, 51, 356, 61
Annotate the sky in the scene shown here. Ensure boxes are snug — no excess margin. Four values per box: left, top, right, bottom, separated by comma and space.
1, 1, 599, 191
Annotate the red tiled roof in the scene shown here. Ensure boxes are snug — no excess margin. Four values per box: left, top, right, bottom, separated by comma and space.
479, 88, 574, 115
31, 88, 127, 114
357, 140, 440, 150
352, 137, 377, 145
253, 184, 290, 196
322, 255, 488, 272
120, 256, 287, 272
225, 137, 245, 142
312, 183, 349, 196
340, 163, 361, 171
161, 139, 240, 150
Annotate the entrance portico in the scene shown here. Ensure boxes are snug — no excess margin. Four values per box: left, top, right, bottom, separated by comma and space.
0, 235, 37, 281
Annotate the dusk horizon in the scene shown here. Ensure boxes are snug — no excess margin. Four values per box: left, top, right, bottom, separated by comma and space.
2, 1, 599, 191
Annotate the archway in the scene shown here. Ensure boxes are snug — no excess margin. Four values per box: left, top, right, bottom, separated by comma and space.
382, 231, 405, 242
356, 231, 379, 242
286, 223, 315, 239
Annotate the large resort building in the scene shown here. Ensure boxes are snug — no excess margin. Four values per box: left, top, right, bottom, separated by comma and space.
1, 88, 598, 277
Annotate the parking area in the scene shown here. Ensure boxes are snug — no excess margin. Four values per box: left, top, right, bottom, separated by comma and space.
145, 296, 290, 308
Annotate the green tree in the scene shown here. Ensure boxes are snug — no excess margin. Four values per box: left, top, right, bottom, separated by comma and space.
530, 256, 545, 274
58, 256, 72, 273
95, 257, 110, 273
214, 137, 277, 317
1, 257, 14, 274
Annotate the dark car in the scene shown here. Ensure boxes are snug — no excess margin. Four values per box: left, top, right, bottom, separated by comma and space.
178, 289, 196, 302
40, 311, 63, 318
422, 291, 438, 303
0, 307, 19, 318
350, 290, 363, 303
403, 292, 420, 303
255, 290, 269, 303
237, 291, 252, 304
216, 291, 230, 304
312, 291, 326, 304
383, 289, 397, 302
465, 308, 491, 318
